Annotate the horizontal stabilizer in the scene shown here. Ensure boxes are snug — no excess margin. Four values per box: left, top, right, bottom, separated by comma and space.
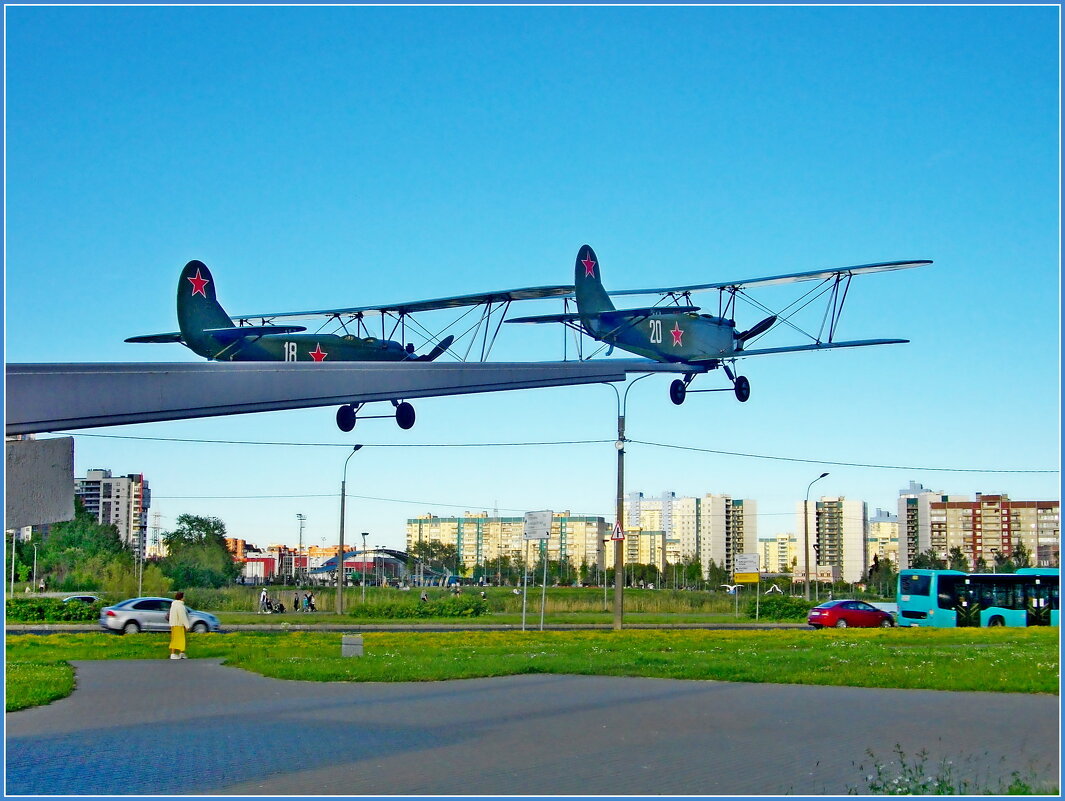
507, 305, 699, 325
704, 338, 910, 360
125, 332, 185, 344
204, 325, 307, 342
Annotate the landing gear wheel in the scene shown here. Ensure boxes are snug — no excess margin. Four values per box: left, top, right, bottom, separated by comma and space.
336, 404, 357, 432
669, 379, 687, 406
395, 402, 416, 430
734, 375, 751, 403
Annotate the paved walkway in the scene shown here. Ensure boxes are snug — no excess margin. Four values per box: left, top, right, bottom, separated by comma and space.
6, 659, 1059, 795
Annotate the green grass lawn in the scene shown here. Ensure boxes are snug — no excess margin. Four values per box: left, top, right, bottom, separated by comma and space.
5, 627, 1058, 712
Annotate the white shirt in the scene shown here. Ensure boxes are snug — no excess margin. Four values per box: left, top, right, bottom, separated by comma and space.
168, 599, 191, 628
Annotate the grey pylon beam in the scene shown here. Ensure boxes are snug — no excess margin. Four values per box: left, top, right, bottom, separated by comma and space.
5, 360, 694, 435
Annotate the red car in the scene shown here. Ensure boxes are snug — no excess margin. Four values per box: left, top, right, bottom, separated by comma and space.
808, 599, 895, 629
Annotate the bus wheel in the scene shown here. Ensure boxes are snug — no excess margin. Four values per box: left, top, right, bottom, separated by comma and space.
988, 616, 1005, 627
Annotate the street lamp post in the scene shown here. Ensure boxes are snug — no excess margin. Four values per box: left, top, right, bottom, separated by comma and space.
803, 472, 830, 602
296, 514, 306, 587
604, 374, 654, 631
337, 445, 363, 615
361, 532, 368, 604
32, 542, 38, 593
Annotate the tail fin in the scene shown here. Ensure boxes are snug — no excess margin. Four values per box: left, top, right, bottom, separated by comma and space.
574, 245, 614, 329
177, 260, 235, 359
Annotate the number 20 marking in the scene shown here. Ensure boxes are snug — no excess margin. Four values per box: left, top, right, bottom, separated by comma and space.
648, 319, 662, 343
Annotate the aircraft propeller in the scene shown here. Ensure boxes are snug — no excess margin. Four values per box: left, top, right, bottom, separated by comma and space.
735, 314, 777, 344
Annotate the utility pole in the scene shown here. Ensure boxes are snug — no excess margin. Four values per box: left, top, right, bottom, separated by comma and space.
296, 514, 306, 586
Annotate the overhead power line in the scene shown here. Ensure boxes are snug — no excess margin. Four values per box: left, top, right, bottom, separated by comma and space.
626, 439, 1059, 474
57, 431, 1058, 474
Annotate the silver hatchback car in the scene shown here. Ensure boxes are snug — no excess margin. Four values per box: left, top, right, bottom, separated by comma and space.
99, 597, 221, 635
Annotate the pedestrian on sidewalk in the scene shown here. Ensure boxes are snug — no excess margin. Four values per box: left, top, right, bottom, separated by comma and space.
259, 587, 269, 613
168, 592, 191, 660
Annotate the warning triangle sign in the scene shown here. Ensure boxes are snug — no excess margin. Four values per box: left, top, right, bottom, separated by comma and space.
610, 521, 625, 541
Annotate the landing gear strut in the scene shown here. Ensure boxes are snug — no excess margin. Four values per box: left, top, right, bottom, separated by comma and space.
669, 366, 751, 404
335, 400, 417, 431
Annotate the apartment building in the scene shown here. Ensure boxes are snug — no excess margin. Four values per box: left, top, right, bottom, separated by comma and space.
74, 469, 151, 558
406, 512, 609, 573
796, 497, 867, 583
930, 494, 1060, 569
623, 492, 757, 575
759, 533, 796, 574
867, 508, 899, 567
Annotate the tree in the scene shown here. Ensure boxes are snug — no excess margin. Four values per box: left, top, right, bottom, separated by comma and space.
911, 549, 946, 570
160, 514, 240, 589
947, 546, 969, 572
36, 499, 133, 590
408, 540, 459, 573
705, 559, 729, 587
972, 555, 989, 574
1011, 541, 1033, 569
993, 551, 1016, 574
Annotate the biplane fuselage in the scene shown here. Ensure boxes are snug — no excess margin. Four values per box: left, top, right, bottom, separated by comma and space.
200, 330, 411, 363
583, 309, 738, 363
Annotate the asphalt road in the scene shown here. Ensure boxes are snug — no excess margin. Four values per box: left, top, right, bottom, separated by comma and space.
6, 658, 1059, 795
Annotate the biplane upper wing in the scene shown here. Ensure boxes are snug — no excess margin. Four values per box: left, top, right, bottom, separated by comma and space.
604, 260, 931, 297
507, 305, 700, 324
232, 285, 576, 322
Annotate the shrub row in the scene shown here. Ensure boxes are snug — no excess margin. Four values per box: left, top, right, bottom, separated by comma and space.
343, 595, 489, 619
6, 597, 104, 622
746, 595, 814, 621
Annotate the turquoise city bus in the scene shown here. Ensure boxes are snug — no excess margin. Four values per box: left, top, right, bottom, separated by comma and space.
897, 568, 1059, 628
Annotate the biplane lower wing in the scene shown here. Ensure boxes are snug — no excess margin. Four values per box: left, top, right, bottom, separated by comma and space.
699, 338, 909, 361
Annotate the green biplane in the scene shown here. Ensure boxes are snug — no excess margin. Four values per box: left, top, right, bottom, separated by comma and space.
508, 245, 930, 405
127, 260, 573, 431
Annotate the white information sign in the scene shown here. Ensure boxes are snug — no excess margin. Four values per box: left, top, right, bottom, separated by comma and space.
522, 510, 553, 540
734, 553, 760, 574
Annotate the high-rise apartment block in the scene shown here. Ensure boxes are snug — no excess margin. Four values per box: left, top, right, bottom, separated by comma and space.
623, 492, 757, 575
897, 481, 1059, 569
759, 533, 797, 573
75, 469, 151, 557
797, 497, 867, 583
867, 508, 899, 567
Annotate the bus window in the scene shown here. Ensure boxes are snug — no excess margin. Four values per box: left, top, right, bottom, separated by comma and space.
900, 574, 931, 596
937, 576, 961, 609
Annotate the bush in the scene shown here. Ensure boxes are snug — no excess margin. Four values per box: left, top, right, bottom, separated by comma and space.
6, 597, 104, 622
747, 595, 813, 621
344, 595, 489, 619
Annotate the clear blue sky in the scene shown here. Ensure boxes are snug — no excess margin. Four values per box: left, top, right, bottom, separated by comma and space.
6, 6, 1060, 553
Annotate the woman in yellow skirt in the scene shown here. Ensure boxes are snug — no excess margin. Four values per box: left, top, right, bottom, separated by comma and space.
168, 591, 191, 659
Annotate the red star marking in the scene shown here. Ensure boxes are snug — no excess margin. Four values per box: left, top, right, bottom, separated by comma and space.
187, 269, 210, 297
582, 257, 597, 277
308, 344, 328, 362
670, 323, 684, 347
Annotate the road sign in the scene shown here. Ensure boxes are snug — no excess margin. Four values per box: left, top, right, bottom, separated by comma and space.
735, 553, 759, 574
733, 572, 760, 584
522, 510, 553, 540
610, 521, 625, 541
